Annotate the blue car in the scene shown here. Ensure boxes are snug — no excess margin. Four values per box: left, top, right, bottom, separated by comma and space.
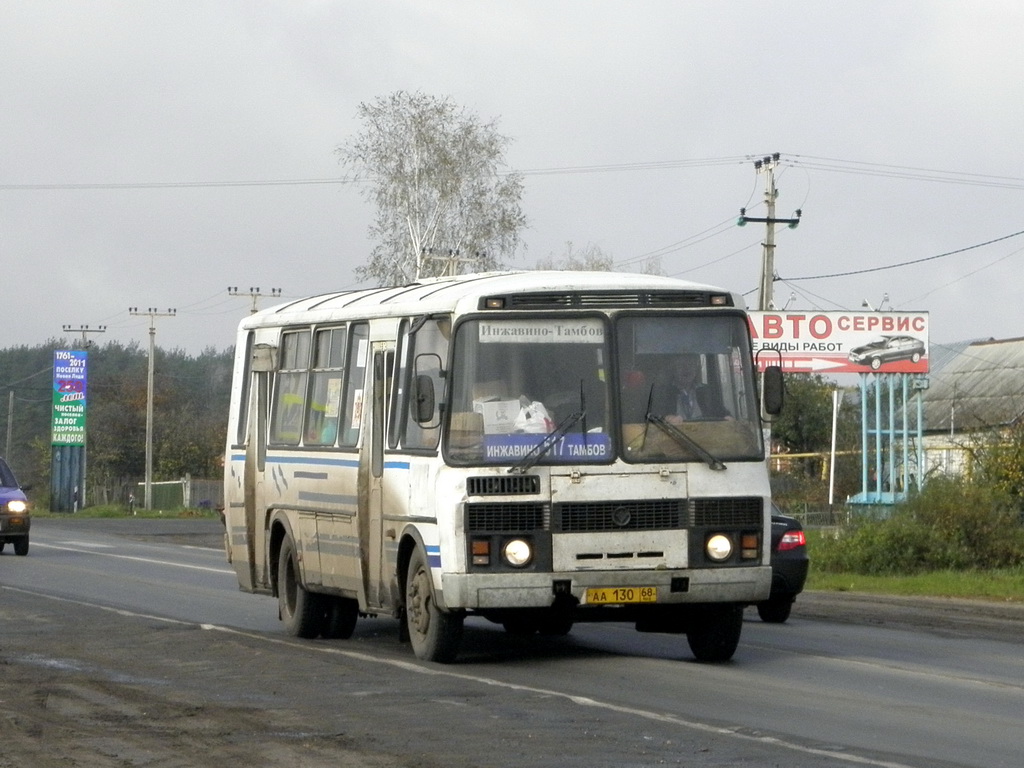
0, 457, 31, 556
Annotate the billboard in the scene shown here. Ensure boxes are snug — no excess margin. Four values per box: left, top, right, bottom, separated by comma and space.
748, 311, 929, 374
52, 350, 88, 445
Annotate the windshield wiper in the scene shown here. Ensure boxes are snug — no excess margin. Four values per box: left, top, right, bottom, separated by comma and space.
508, 410, 586, 474
644, 413, 727, 471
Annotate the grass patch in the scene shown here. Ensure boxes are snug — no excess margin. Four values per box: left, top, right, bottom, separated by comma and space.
32, 505, 221, 520
807, 568, 1024, 602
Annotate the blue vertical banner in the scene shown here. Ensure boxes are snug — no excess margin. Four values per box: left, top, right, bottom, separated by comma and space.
52, 350, 88, 445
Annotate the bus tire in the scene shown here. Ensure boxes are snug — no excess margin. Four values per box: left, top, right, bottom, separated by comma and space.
322, 597, 359, 639
14, 536, 29, 556
405, 546, 463, 663
686, 604, 743, 662
278, 536, 324, 639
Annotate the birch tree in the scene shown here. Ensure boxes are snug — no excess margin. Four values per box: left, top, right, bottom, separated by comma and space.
536, 241, 615, 271
338, 91, 526, 285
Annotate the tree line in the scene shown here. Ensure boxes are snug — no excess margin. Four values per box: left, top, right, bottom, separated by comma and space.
0, 341, 233, 507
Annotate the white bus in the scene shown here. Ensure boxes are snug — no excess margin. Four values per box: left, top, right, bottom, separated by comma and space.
223, 271, 783, 663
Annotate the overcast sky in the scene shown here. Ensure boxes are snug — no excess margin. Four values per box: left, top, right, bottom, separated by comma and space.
3, 1, 1021, 356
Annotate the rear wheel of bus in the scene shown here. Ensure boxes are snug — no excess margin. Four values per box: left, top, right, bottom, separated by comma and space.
278, 536, 324, 639
405, 546, 463, 663
685, 604, 744, 662
322, 597, 359, 639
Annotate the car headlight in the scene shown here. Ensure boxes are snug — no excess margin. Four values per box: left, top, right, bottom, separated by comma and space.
502, 538, 533, 568
6, 500, 27, 513
705, 533, 733, 562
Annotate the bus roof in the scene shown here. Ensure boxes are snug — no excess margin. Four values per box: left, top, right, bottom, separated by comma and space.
238, 270, 745, 332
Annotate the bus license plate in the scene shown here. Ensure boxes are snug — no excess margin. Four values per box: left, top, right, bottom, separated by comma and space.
585, 586, 657, 605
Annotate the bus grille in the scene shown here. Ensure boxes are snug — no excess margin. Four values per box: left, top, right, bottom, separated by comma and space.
467, 475, 540, 496
554, 500, 685, 532
690, 497, 763, 526
465, 497, 762, 534
467, 502, 549, 532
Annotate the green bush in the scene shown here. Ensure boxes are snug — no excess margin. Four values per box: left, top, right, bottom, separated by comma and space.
813, 475, 1024, 575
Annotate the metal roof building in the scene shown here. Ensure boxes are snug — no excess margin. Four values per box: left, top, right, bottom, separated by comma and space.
922, 337, 1024, 435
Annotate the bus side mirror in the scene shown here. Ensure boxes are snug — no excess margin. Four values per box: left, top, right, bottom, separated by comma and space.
251, 343, 277, 372
413, 374, 436, 423
762, 366, 784, 416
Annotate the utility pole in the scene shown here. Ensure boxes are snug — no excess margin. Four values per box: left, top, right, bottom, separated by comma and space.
737, 153, 802, 311
228, 286, 281, 314
128, 307, 176, 511
61, 324, 107, 349
5, 391, 12, 459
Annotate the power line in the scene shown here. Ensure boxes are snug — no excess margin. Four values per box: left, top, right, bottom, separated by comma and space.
516, 155, 750, 177
784, 155, 1024, 190
0, 157, 749, 191
0, 365, 53, 388
783, 228, 1024, 281
0, 177, 358, 191
664, 238, 761, 279
614, 217, 739, 268
5, 153, 1022, 191
904, 245, 1024, 305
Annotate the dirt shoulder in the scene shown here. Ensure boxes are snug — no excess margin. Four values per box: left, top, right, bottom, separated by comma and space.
795, 590, 1024, 644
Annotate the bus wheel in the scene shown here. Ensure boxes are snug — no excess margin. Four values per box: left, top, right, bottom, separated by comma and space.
686, 605, 743, 662
278, 537, 324, 639
322, 597, 358, 639
14, 536, 29, 556
405, 547, 463, 663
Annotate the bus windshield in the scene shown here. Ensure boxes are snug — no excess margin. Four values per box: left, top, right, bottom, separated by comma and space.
446, 314, 763, 464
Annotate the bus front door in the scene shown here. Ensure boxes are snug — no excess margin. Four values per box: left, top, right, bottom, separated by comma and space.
242, 368, 270, 591
359, 344, 394, 612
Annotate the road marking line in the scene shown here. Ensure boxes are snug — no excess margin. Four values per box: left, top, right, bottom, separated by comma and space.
31, 542, 234, 575
205, 622, 919, 768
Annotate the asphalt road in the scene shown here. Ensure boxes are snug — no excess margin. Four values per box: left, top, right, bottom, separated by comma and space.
2, 517, 1022, 768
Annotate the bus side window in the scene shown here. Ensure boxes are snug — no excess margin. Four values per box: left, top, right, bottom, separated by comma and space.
304, 327, 346, 446
394, 315, 449, 451
340, 323, 369, 447
269, 329, 310, 445
234, 331, 254, 447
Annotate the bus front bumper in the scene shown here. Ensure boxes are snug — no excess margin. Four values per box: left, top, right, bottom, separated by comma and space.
441, 565, 771, 611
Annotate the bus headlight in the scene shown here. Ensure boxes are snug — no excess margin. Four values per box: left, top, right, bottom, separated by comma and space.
705, 534, 733, 562
6, 500, 27, 514
502, 538, 533, 568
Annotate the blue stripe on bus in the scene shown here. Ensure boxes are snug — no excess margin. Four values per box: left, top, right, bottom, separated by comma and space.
227, 454, 357, 468
269, 455, 360, 468
229, 454, 411, 472
426, 544, 442, 569
297, 491, 358, 507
